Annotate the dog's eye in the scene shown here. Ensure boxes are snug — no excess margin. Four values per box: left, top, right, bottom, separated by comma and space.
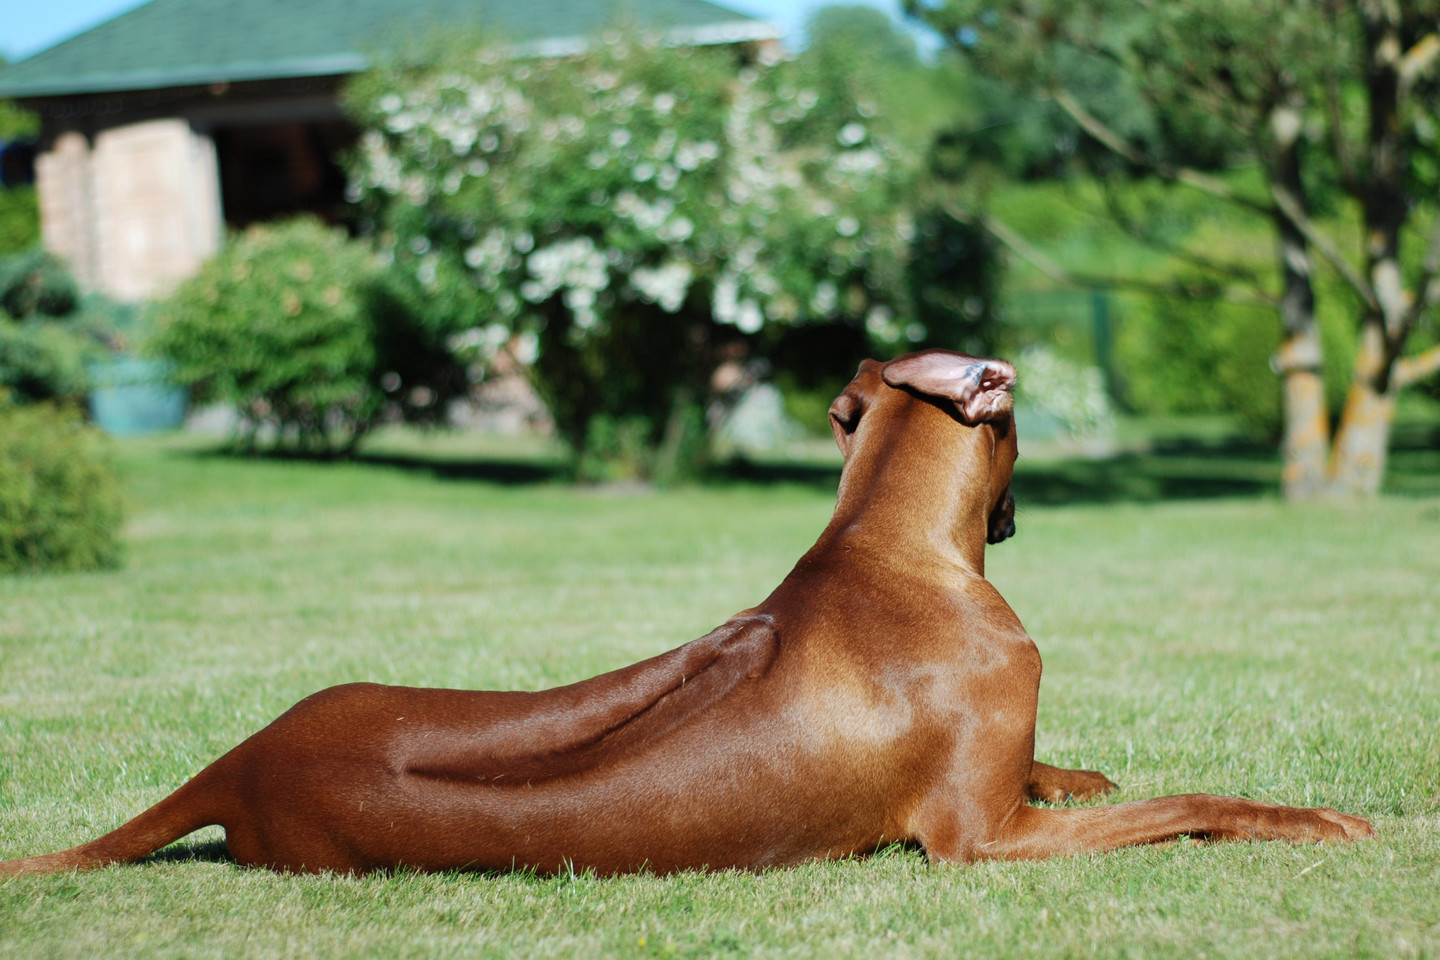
828, 392, 862, 434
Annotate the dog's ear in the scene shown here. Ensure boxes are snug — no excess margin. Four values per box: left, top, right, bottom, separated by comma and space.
828, 388, 863, 458
881, 351, 1016, 424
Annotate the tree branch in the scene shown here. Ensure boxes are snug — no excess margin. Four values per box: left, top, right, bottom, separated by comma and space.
1094, 178, 1267, 290
1269, 183, 1379, 311
940, 199, 1276, 307
1049, 88, 1275, 216
1394, 344, 1440, 388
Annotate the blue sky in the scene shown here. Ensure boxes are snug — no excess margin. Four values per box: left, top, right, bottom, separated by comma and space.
1, 0, 923, 61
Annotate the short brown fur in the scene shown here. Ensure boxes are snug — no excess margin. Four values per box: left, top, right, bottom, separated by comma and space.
0, 350, 1372, 877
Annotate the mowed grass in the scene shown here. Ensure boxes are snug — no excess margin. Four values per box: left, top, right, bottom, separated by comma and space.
2, 433, 1438, 959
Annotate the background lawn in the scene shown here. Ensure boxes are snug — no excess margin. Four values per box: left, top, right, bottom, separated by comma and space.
1, 431, 1438, 959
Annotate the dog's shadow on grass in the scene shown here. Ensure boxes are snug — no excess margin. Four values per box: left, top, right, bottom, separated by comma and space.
141, 839, 234, 867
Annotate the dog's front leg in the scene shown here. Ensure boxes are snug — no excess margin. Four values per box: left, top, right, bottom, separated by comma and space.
1026, 761, 1116, 803
977, 794, 1374, 860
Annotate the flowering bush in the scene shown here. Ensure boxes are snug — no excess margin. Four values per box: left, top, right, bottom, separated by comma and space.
345, 30, 918, 479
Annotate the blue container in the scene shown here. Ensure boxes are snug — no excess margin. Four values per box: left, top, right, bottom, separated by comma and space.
88, 358, 187, 435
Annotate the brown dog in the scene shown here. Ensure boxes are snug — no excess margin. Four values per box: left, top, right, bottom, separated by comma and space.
0, 349, 1373, 877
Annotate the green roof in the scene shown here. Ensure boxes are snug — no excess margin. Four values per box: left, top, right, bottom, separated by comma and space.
0, 0, 778, 99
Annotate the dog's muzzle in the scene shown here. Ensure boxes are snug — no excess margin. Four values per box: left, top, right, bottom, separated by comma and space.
987, 489, 1016, 545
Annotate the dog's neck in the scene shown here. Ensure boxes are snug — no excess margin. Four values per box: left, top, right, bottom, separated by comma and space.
823, 399, 996, 578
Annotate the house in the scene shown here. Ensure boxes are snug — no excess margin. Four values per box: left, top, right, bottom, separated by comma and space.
0, 0, 779, 302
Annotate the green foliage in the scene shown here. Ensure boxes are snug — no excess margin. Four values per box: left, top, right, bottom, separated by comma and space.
149, 218, 390, 454
0, 398, 123, 574
0, 98, 39, 142
0, 250, 103, 406
0, 248, 80, 318
0, 314, 91, 404
1114, 291, 1282, 433
905, 0, 1313, 177
0, 186, 39, 256
904, 208, 1003, 355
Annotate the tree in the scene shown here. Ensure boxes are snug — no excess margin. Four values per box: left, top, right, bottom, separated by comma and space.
0, 84, 40, 256
344, 29, 918, 481
905, 0, 1440, 498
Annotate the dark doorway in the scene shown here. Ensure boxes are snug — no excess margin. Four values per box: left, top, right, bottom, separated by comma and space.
214, 120, 356, 229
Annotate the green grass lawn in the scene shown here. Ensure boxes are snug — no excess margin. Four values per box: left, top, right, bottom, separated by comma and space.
2, 432, 1438, 959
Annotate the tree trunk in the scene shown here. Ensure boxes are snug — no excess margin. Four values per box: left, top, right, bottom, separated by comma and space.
1277, 330, 1331, 500
1326, 326, 1395, 497
1265, 95, 1330, 501
1325, 1, 1410, 499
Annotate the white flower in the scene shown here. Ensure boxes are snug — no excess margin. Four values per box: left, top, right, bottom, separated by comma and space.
609, 128, 632, 148
513, 330, 539, 364
631, 260, 694, 312
632, 162, 656, 182
523, 237, 610, 306
866, 306, 898, 341
834, 148, 885, 176
564, 287, 596, 311
653, 92, 676, 114
675, 143, 702, 170
660, 216, 693, 242
713, 274, 740, 325
837, 217, 860, 237
837, 122, 866, 146
735, 300, 763, 334
812, 282, 839, 316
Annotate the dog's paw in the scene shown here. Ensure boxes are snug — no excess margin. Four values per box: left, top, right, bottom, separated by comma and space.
1028, 767, 1117, 804
1312, 808, 1376, 842
1067, 770, 1118, 802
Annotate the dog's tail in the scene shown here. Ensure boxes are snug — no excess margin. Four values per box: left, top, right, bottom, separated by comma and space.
0, 770, 225, 877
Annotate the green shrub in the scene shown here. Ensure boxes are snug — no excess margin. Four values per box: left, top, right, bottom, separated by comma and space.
0, 314, 91, 404
149, 218, 385, 454
0, 248, 80, 319
0, 186, 39, 257
1114, 288, 1282, 434
0, 399, 123, 574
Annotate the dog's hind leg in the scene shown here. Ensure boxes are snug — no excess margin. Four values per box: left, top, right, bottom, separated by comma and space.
0, 769, 229, 876
1027, 761, 1116, 803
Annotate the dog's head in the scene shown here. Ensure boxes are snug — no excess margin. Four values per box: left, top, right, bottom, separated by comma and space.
828, 349, 1019, 545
